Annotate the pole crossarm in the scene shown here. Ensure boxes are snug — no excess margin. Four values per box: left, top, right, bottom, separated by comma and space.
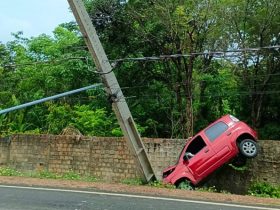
67, 0, 156, 183
0, 84, 102, 115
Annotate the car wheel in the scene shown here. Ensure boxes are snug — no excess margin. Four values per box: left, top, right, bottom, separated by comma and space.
177, 180, 194, 190
239, 139, 258, 158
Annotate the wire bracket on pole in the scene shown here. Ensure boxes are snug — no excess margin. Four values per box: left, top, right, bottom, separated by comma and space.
108, 93, 118, 104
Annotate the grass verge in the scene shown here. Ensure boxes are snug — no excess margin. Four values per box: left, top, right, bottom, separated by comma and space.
0, 167, 98, 182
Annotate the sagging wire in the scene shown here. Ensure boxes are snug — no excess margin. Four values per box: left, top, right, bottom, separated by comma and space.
85, 56, 117, 75
2, 57, 87, 68
109, 45, 280, 64
2, 45, 279, 69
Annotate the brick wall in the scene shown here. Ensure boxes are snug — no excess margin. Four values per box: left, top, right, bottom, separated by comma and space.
0, 134, 279, 194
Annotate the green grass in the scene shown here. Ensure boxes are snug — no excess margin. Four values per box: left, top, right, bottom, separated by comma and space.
197, 186, 231, 194
61, 170, 81, 180
30, 170, 60, 179
0, 167, 98, 182
121, 178, 175, 189
0, 167, 23, 176
1, 167, 279, 199
197, 185, 218, 193
228, 164, 248, 171
248, 182, 280, 198
148, 180, 176, 189
121, 178, 143, 185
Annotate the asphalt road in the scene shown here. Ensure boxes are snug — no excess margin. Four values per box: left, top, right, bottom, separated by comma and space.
0, 185, 279, 210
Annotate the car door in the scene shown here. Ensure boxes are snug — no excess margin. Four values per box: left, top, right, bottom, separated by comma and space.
204, 121, 233, 168
185, 135, 215, 180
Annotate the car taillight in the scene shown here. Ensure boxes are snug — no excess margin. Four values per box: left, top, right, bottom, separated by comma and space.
229, 115, 239, 122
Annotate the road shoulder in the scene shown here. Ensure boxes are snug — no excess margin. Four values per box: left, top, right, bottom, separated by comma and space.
0, 176, 279, 207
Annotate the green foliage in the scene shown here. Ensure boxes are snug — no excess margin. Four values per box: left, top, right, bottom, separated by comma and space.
0, 1, 279, 139
258, 123, 280, 140
197, 186, 218, 193
61, 170, 81, 180
0, 167, 23, 176
111, 127, 123, 137
72, 106, 111, 136
47, 104, 122, 136
121, 179, 175, 189
32, 170, 98, 182
82, 175, 99, 182
46, 104, 73, 134
0, 24, 121, 137
33, 170, 59, 179
229, 164, 248, 172
121, 178, 143, 185
248, 182, 280, 198
0, 167, 98, 182
148, 180, 176, 189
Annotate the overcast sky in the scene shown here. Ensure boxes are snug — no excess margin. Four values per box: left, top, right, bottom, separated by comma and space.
0, 0, 75, 43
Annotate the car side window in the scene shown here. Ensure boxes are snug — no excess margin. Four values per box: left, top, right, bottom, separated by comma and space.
205, 121, 228, 142
185, 135, 206, 158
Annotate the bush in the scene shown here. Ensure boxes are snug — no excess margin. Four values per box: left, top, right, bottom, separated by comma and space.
0, 167, 23, 176
61, 170, 80, 180
259, 123, 280, 140
248, 182, 280, 198
148, 180, 176, 189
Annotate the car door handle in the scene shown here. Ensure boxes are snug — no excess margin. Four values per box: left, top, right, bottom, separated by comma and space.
204, 148, 209, 153
226, 132, 232, 136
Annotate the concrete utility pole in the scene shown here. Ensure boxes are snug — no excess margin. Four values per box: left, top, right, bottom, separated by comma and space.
67, 0, 156, 183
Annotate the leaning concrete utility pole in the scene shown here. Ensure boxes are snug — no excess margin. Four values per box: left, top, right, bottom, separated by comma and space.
67, 0, 156, 183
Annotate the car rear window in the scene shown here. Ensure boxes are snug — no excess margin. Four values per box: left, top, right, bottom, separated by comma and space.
205, 121, 228, 142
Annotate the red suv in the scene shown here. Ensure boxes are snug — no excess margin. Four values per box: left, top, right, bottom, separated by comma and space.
163, 115, 258, 189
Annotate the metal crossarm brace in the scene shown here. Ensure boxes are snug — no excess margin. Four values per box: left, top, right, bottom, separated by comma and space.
67, 0, 156, 183
0, 84, 102, 115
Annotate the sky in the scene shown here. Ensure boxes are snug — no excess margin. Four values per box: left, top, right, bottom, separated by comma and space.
0, 0, 75, 43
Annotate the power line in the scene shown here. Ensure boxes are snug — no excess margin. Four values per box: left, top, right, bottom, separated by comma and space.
121, 90, 280, 102
2, 57, 87, 68
2, 45, 279, 69
110, 45, 280, 63
113, 79, 280, 92
1, 76, 276, 105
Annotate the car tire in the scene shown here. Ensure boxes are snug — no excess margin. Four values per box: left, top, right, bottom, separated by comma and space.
239, 139, 258, 158
177, 180, 194, 190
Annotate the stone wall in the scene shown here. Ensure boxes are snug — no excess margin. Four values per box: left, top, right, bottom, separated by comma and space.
0, 134, 279, 194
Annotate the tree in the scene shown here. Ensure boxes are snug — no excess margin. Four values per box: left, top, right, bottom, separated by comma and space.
219, 0, 280, 129
0, 26, 120, 136
116, 0, 223, 137
1, 0, 279, 139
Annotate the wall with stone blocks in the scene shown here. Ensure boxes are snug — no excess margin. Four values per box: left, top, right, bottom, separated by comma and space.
0, 134, 279, 194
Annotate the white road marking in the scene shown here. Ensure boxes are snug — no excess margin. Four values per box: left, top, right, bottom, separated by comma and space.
0, 185, 279, 210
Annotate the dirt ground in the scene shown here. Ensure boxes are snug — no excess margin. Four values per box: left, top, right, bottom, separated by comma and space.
0, 176, 279, 208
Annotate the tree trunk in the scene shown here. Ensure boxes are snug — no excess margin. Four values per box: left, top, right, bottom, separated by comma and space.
184, 55, 194, 138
